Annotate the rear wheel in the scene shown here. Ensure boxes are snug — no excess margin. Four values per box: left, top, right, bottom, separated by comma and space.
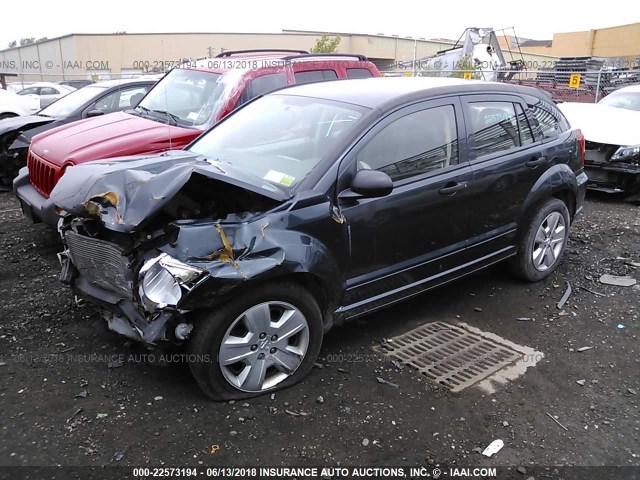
188, 281, 323, 401
509, 198, 570, 282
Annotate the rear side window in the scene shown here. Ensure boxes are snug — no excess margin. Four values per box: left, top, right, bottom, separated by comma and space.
468, 101, 533, 159
240, 73, 287, 105
529, 100, 569, 139
294, 70, 338, 84
346, 68, 374, 79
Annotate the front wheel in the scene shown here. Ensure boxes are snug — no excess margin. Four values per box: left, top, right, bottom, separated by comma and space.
509, 198, 570, 282
187, 281, 323, 401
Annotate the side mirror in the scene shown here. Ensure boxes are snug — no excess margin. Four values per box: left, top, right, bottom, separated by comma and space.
86, 109, 105, 118
339, 169, 393, 200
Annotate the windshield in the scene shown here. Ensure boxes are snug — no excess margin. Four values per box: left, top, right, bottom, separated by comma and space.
189, 94, 367, 191
599, 90, 640, 111
39, 85, 108, 117
136, 69, 223, 128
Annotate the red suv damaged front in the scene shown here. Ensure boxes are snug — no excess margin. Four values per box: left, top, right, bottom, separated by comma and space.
13, 52, 381, 226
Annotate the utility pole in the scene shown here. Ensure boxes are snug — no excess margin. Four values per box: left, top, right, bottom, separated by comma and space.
207, 46, 213, 58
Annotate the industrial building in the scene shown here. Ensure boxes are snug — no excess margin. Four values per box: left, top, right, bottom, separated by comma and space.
0, 29, 558, 82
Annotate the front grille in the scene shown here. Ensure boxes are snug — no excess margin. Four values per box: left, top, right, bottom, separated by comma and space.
65, 231, 134, 298
27, 150, 58, 197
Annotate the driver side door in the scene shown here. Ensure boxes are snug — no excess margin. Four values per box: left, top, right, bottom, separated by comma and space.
335, 97, 473, 317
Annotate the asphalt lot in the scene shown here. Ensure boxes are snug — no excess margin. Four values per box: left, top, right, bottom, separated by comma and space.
0, 191, 638, 477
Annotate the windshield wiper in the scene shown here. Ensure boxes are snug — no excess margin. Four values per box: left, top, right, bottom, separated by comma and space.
151, 109, 181, 126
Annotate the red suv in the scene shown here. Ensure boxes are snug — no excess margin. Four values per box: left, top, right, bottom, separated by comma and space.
14, 49, 381, 226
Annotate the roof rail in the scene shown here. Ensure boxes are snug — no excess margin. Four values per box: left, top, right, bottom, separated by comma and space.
282, 53, 369, 62
215, 49, 309, 58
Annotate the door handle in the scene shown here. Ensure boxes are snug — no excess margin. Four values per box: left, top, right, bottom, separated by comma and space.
439, 182, 467, 196
526, 157, 547, 168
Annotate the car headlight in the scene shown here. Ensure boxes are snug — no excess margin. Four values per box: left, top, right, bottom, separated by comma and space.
610, 144, 640, 162
139, 254, 206, 311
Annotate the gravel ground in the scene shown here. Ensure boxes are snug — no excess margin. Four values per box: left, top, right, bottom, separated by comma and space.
0, 191, 639, 477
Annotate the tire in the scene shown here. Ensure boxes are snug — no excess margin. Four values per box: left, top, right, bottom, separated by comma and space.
509, 198, 570, 282
187, 281, 323, 401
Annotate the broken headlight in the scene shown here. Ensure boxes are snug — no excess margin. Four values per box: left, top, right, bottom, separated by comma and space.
610, 144, 640, 162
138, 254, 206, 311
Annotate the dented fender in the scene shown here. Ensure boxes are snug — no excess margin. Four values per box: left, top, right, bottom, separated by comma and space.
157, 213, 345, 312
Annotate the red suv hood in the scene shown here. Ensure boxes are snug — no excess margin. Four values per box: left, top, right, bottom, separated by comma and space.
30, 112, 202, 166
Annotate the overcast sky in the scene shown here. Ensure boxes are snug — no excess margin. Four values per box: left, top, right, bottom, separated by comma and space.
1, 0, 637, 48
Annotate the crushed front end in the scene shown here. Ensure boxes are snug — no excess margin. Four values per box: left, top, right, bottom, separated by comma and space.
584, 141, 640, 194
52, 152, 291, 345
58, 216, 209, 344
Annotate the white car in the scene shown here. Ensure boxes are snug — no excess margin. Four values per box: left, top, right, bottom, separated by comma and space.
0, 89, 41, 119
558, 85, 640, 194
16, 82, 76, 108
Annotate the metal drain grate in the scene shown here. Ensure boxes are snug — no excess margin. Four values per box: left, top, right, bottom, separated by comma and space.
372, 322, 526, 392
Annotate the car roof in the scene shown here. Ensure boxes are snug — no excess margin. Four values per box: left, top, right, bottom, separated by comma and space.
270, 77, 542, 109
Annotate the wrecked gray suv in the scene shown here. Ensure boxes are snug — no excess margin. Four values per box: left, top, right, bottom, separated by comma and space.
52, 78, 587, 400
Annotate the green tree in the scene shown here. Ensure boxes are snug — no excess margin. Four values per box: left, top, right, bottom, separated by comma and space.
8, 40, 17, 48
310, 33, 341, 53
19, 38, 36, 46
36, 37, 48, 42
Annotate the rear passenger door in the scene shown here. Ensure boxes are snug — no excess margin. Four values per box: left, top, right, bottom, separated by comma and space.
461, 94, 545, 258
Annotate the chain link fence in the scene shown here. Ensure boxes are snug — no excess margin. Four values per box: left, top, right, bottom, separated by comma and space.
380, 68, 640, 103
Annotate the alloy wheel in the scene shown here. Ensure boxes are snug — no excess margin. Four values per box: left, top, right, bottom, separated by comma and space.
218, 301, 310, 392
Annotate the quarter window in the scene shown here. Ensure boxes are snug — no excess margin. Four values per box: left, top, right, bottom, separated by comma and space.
346, 68, 374, 79
240, 73, 287, 105
468, 101, 531, 159
294, 70, 338, 84
356, 105, 459, 182
530, 103, 563, 139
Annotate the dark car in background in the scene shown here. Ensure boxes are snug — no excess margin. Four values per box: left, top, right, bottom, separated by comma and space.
14, 50, 381, 226
58, 79, 94, 90
51, 77, 587, 401
0, 78, 156, 189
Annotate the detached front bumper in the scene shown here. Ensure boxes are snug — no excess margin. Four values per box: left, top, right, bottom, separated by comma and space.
13, 166, 59, 227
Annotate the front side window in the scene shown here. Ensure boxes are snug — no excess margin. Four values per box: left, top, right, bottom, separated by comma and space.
18, 87, 39, 95
189, 94, 367, 193
92, 86, 151, 113
39, 86, 108, 117
356, 105, 459, 182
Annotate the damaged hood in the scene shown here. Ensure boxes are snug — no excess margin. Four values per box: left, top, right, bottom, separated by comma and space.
558, 102, 640, 146
50, 150, 288, 232
29, 111, 201, 166
0, 115, 54, 137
